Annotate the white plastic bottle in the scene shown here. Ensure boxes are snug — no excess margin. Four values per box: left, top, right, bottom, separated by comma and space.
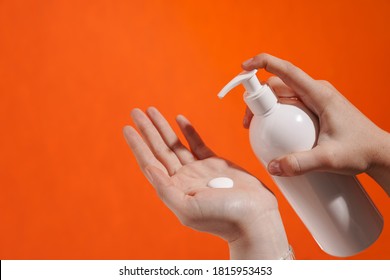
218, 70, 383, 257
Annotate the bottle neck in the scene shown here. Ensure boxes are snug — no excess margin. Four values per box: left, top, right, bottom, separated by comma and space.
244, 84, 278, 115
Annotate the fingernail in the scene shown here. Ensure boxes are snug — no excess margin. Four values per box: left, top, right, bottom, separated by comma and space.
268, 161, 282, 176
242, 58, 253, 68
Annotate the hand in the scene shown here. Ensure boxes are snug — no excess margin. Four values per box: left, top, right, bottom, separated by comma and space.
242, 53, 390, 195
123, 107, 289, 259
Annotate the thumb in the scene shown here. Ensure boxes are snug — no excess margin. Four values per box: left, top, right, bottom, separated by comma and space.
267, 147, 330, 176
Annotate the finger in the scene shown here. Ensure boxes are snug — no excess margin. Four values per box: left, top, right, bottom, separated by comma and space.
176, 115, 216, 160
131, 108, 182, 175
122, 126, 168, 175
243, 106, 253, 129
145, 165, 187, 214
318, 80, 337, 90
267, 76, 296, 98
267, 146, 335, 176
146, 107, 196, 165
242, 53, 328, 114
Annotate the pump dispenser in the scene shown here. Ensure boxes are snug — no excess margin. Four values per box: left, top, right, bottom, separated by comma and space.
218, 70, 277, 115
218, 70, 383, 257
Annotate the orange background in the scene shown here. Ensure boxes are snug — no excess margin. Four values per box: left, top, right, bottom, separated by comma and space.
0, 0, 389, 259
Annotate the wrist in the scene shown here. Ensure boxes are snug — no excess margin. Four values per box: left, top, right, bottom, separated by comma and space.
228, 209, 290, 259
366, 129, 390, 195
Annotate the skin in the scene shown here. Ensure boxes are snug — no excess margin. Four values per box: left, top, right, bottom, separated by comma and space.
123, 107, 289, 259
242, 53, 390, 196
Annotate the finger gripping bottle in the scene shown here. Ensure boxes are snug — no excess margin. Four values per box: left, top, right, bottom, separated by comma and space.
218, 70, 383, 257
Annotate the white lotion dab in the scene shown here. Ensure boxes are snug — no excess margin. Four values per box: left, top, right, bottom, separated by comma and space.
207, 177, 234, 188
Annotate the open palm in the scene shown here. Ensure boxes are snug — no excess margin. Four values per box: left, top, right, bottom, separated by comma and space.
123, 107, 278, 243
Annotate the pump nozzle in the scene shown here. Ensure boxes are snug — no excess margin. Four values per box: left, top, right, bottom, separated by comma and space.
218, 69, 262, 99
218, 69, 278, 115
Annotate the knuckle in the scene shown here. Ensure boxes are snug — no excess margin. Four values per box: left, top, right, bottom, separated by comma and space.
318, 148, 339, 169
255, 52, 270, 60
315, 81, 337, 100
317, 79, 330, 86
253, 53, 271, 65
284, 61, 297, 74
282, 155, 302, 176
317, 80, 335, 90
277, 60, 298, 81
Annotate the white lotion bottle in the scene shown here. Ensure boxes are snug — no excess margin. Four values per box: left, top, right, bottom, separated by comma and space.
218, 70, 383, 257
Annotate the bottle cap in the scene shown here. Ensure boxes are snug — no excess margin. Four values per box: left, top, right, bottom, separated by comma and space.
218, 70, 277, 115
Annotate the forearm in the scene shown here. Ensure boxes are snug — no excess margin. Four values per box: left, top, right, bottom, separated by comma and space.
228, 209, 290, 259
367, 129, 390, 196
